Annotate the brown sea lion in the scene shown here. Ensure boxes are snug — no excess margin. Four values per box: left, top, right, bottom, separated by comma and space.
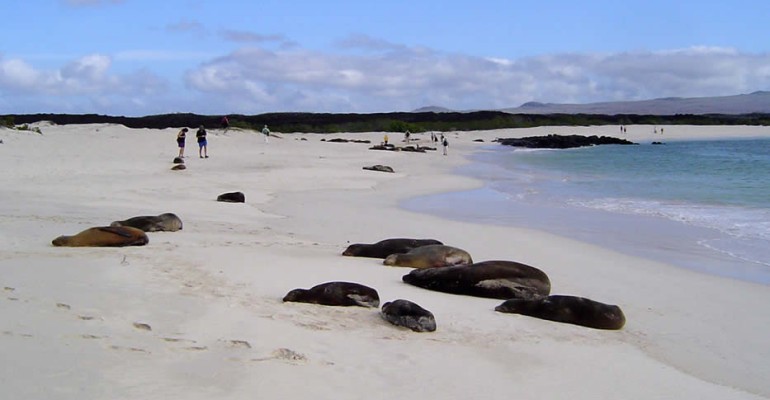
110, 213, 183, 232
402, 260, 550, 299
342, 238, 443, 259
381, 299, 436, 332
283, 282, 380, 308
52, 226, 149, 247
171, 164, 186, 170
383, 244, 472, 269
495, 295, 626, 330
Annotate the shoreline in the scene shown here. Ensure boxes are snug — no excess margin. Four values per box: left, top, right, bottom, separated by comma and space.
1, 124, 769, 399
402, 141, 770, 285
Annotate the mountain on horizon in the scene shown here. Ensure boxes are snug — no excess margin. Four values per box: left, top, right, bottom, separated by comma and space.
413, 91, 770, 115
502, 91, 770, 115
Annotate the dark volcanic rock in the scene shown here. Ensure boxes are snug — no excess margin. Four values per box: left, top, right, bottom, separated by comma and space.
495, 134, 636, 149
217, 191, 245, 203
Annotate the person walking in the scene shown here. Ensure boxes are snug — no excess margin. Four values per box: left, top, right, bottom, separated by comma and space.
176, 127, 188, 158
196, 125, 208, 158
262, 124, 270, 144
442, 136, 448, 156
221, 116, 230, 131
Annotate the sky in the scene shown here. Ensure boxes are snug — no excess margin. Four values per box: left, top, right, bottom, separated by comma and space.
1, 0, 769, 116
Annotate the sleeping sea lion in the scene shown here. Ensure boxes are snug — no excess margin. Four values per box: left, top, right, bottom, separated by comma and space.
342, 238, 443, 259
383, 244, 472, 269
381, 299, 436, 332
402, 260, 550, 299
110, 213, 183, 232
52, 226, 149, 247
283, 282, 380, 308
494, 295, 626, 330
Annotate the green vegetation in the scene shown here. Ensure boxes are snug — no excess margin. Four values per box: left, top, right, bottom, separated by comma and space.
2, 111, 769, 133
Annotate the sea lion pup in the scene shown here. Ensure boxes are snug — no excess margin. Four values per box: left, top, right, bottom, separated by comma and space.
383, 244, 472, 269
381, 299, 436, 332
52, 226, 149, 247
342, 238, 443, 259
110, 213, 183, 232
283, 282, 380, 308
495, 295, 626, 330
402, 260, 550, 300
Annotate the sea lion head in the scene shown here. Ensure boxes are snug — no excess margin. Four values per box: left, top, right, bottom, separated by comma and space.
383, 253, 401, 266
51, 235, 71, 246
342, 243, 366, 256
282, 289, 309, 302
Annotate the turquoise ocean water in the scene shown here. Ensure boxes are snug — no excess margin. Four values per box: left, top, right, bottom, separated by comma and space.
403, 137, 770, 284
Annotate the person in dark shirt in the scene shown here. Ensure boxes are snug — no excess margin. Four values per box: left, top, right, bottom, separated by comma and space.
196, 125, 208, 158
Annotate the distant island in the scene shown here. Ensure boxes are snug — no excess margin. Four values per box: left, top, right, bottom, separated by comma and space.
3, 111, 770, 134
3, 92, 769, 133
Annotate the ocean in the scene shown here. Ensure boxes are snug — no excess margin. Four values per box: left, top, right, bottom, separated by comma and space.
403, 137, 770, 285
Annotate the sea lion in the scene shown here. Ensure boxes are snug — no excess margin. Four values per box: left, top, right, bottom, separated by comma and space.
110, 213, 183, 232
171, 164, 186, 171
381, 299, 436, 332
52, 226, 149, 247
217, 191, 245, 203
283, 282, 380, 308
383, 244, 472, 269
172, 157, 184, 164
402, 260, 550, 300
494, 295, 626, 330
342, 238, 443, 259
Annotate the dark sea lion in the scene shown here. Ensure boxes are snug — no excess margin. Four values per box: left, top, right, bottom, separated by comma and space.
217, 191, 245, 203
402, 260, 550, 299
52, 226, 149, 247
494, 295, 626, 330
342, 238, 443, 259
171, 164, 186, 170
383, 244, 472, 269
110, 213, 183, 232
173, 157, 184, 164
283, 282, 380, 308
381, 299, 436, 332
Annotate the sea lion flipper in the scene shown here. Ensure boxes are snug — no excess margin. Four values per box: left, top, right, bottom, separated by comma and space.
347, 294, 379, 308
97, 226, 134, 238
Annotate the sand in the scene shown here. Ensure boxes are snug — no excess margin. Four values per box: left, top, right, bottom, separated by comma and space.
1, 123, 769, 399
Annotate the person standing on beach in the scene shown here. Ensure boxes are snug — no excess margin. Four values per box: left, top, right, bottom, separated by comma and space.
176, 128, 188, 158
442, 137, 448, 156
196, 125, 208, 158
262, 124, 271, 143
221, 116, 229, 131
383, 133, 389, 145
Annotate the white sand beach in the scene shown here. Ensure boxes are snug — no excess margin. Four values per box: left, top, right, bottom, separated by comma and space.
1, 123, 769, 400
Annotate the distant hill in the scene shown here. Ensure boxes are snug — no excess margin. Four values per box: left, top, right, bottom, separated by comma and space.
502, 91, 770, 115
411, 105, 455, 113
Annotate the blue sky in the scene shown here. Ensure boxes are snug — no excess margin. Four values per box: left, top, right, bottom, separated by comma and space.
1, 0, 769, 116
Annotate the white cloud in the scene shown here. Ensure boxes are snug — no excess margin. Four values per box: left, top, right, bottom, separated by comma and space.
3, 44, 769, 115
0, 54, 167, 114
182, 45, 770, 113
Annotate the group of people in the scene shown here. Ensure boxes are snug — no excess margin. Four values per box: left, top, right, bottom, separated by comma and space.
382, 131, 449, 155
176, 119, 272, 158
178, 122, 449, 158
176, 125, 209, 158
